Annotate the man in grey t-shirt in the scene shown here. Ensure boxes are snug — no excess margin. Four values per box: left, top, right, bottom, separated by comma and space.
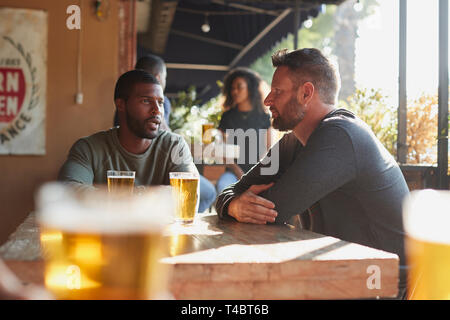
215, 48, 409, 297
58, 69, 197, 188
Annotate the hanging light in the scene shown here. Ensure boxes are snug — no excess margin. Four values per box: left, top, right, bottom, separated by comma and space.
201, 14, 210, 33
303, 18, 313, 29
353, 0, 363, 12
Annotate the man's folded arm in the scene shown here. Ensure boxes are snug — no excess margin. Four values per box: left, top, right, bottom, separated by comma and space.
260, 126, 357, 224
215, 139, 284, 219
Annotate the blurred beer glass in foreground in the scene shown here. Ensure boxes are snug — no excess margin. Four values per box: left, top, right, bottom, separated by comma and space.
36, 183, 173, 300
403, 189, 450, 299
169, 172, 199, 224
107, 170, 135, 194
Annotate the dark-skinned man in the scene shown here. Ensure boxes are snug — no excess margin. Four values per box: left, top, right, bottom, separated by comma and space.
59, 69, 197, 188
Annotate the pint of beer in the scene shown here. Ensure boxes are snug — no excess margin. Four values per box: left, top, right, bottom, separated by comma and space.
36, 183, 173, 300
169, 172, 199, 224
107, 170, 135, 194
403, 189, 450, 299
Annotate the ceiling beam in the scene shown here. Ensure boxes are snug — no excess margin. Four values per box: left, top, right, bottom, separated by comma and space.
171, 29, 244, 50
166, 63, 229, 71
210, 0, 278, 16
218, 0, 345, 4
146, 0, 178, 54
229, 8, 292, 68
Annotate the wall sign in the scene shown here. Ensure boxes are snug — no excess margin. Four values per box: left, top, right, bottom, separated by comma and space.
0, 8, 47, 155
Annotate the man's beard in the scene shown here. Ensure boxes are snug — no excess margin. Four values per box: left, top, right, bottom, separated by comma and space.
125, 108, 160, 139
272, 96, 306, 131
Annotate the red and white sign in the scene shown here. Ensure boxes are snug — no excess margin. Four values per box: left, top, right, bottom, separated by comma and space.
0, 68, 26, 123
0, 8, 47, 155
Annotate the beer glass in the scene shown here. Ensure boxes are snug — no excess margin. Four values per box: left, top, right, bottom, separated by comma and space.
202, 123, 217, 164
36, 183, 173, 300
107, 170, 135, 194
202, 123, 214, 145
169, 172, 199, 224
403, 189, 450, 299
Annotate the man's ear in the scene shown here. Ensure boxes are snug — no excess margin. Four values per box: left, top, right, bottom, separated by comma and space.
296, 82, 314, 105
115, 98, 126, 112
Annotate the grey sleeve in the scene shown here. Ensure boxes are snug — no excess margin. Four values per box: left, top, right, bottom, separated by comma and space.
215, 135, 288, 218
57, 139, 95, 190
261, 126, 357, 223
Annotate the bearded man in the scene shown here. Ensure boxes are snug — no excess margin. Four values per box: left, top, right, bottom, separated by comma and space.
215, 48, 409, 298
58, 70, 197, 188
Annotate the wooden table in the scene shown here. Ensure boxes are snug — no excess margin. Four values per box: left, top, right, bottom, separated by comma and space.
1, 213, 399, 299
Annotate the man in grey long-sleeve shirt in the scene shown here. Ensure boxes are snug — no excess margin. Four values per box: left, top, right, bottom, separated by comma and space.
215, 48, 409, 294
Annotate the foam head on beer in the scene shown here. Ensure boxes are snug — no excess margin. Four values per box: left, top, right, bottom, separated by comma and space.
403, 189, 450, 299
107, 170, 135, 194
37, 183, 173, 232
36, 183, 174, 300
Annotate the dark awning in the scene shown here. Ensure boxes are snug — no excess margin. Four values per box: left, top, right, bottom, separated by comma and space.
137, 0, 346, 101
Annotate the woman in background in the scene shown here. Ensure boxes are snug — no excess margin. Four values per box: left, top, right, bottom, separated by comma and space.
216, 68, 272, 193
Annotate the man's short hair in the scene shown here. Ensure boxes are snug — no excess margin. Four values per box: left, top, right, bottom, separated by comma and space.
114, 69, 160, 101
135, 54, 165, 75
271, 48, 340, 105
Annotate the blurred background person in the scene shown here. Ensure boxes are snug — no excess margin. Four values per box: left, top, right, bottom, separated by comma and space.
216, 68, 272, 193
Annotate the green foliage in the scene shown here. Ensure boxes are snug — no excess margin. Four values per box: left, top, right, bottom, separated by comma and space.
339, 88, 398, 157
249, 6, 337, 84
340, 88, 445, 167
250, 1, 378, 85
404, 94, 438, 164
169, 86, 223, 142
169, 86, 200, 132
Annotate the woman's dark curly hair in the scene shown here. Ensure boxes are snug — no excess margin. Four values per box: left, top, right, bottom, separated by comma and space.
222, 67, 266, 114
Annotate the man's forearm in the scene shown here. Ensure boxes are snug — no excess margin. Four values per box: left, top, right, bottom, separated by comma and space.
58, 161, 95, 187
215, 137, 286, 219
215, 165, 277, 218
60, 180, 96, 192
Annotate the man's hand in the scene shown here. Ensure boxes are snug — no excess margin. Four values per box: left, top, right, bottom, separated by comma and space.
228, 183, 277, 224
